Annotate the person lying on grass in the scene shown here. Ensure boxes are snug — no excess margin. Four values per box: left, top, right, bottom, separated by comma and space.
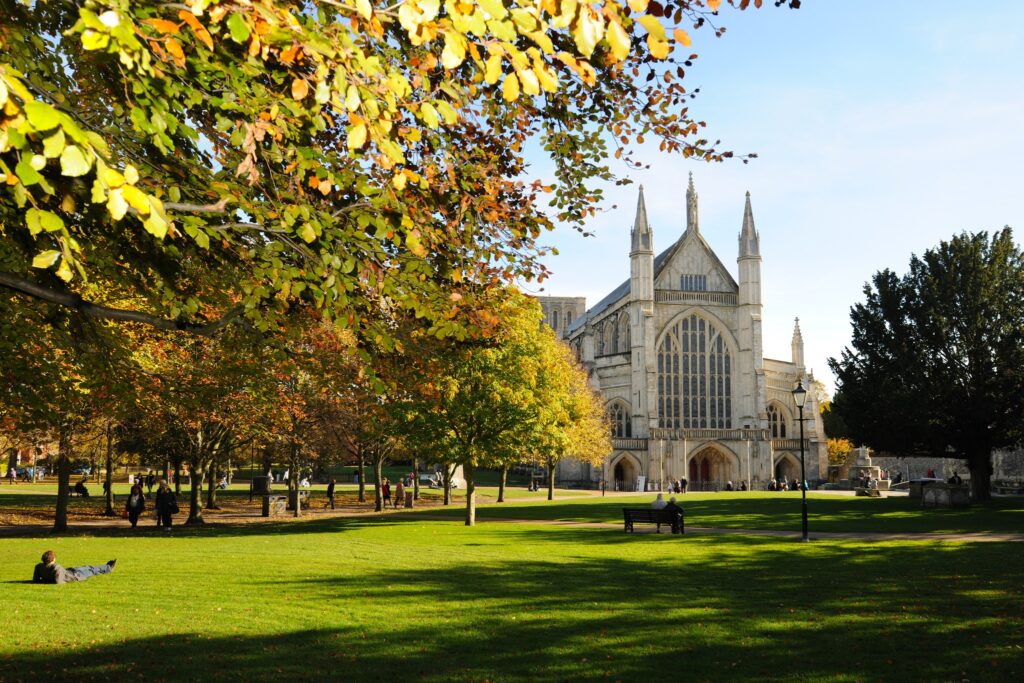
32, 550, 116, 584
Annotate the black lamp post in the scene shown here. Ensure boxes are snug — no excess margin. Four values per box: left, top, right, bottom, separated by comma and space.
792, 380, 809, 542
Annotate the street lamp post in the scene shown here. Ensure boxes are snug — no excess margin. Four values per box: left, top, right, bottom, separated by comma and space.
792, 380, 809, 542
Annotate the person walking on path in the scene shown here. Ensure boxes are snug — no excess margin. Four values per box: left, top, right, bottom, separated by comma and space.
125, 484, 146, 528
154, 482, 178, 530
7, 466, 16, 484
146, 471, 155, 495
381, 478, 392, 508
33, 550, 116, 584
394, 479, 405, 508
326, 478, 336, 510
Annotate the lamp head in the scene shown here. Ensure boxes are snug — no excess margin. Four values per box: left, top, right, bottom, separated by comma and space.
792, 380, 808, 408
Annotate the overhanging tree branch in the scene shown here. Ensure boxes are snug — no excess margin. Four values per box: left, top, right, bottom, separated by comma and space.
0, 271, 242, 336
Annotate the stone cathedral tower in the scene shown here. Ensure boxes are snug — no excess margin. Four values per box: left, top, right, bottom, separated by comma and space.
547, 176, 828, 491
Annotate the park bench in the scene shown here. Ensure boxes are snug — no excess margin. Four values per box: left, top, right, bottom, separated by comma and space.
993, 483, 1024, 495
622, 507, 684, 534
855, 487, 881, 498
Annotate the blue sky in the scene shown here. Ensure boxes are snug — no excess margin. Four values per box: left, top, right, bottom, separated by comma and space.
525, 1, 1024, 394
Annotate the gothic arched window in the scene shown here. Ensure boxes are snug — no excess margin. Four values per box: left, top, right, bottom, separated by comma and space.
768, 404, 787, 438
608, 402, 631, 438
657, 314, 733, 429
617, 312, 630, 353
604, 319, 616, 355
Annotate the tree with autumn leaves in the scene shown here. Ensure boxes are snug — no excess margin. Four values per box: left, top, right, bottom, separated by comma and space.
396, 291, 608, 525
0, 0, 789, 354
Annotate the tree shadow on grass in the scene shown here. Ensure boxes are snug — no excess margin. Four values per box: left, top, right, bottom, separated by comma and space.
2, 531, 1021, 682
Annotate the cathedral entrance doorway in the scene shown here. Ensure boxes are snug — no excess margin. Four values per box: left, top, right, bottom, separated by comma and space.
612, 454, 640, 492
687, 446, 734, 492
775, 454, 800, 486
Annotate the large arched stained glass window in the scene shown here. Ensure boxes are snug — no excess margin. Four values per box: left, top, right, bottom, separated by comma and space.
608, 402, 631, 438
657, 314, 732, 429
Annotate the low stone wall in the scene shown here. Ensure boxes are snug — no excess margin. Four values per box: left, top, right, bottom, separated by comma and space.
921, 483, 971, 508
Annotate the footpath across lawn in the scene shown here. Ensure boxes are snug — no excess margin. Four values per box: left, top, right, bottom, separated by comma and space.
417, 491, 1024, 535
2, 509, 1023, 682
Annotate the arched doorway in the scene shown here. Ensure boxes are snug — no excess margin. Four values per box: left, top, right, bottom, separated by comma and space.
774, 454, 800, 486
612, 454, 640, 492
687, 446, 734, 492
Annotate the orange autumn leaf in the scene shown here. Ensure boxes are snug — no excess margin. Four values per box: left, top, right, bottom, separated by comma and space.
673, 28, 692, 47
291, 78, 309, 100
166, 38, 185, 67
143, 18, 180, 34
178, 10, 214, 50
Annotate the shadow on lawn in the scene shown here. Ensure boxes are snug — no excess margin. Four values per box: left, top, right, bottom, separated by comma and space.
2, 533, 1022, 682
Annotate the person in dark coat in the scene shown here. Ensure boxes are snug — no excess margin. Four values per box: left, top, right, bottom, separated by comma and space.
663, 496, 684, 534
74, 478, 90, 498
33, 550, 115, 584
154, 481, 178, 530
125, 483, 146, 528
326, 478, 336, 510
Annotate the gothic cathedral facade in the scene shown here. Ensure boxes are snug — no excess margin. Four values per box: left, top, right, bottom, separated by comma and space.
539, 177, 828, 491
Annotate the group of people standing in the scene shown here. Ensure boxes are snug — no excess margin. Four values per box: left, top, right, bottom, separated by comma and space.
123, 480, 179, 530
668, 478, 688, 494
380, 478, 407, 508
768, 478, 806, 491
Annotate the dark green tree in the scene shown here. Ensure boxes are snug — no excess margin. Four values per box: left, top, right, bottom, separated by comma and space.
829, 229, 1024, 500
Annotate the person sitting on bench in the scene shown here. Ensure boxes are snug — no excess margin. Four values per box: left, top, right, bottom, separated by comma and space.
73, 479, 90, 498
651, 493, 667, 510
33, 550, 115, 584
663, 496, 683, 534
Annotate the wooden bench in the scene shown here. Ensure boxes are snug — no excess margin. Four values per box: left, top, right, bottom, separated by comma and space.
623, 507, 684, 534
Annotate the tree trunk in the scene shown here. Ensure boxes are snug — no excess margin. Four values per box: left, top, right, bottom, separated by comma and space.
497, 463, 508, 503
206, 462, 219, 510
373, 457, 383, 512
103, 424, 115, 516
464, 460, 476, 526
443, 463, 454, 506
291, 455, 301, 518
53, 429, 72, 533
547, 458, 555, 501
174, 461, 182, 496
967, 451, 992, 502
412, 456, 420, 500
186, 462, 205, 525
30, 445, 37, 483
357, 454, 366, 503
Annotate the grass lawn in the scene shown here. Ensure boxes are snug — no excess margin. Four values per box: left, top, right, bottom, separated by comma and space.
416, 491, 1024, 535
2, 495, 1024, 682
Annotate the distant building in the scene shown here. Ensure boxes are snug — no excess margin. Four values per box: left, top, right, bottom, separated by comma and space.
537, 296, 586, 339
553, 175, 828, 491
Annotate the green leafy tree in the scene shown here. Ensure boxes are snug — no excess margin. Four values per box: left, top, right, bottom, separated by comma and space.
829, 229, 1024, 500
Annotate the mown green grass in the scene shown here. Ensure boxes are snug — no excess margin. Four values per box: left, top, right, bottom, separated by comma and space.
2, 511, 1023, 682
419, 492, 1024, 535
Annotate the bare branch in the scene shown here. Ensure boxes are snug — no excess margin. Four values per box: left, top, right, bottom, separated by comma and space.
0, 271, 242, 336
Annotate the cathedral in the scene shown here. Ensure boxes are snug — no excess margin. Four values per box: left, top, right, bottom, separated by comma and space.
538, 176, 828, 491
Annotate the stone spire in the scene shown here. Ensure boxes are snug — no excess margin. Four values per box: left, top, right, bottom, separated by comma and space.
738, 191, 760, 258
686, 172, 699, 233
791, 317, 805, 368
630, 185, 653, 254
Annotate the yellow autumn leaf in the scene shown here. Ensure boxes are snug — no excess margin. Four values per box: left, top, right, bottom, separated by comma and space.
628, 0, 649, 11
484, 54, 503, 84
347, 122, 368, 149
573, 6, 604, 57
636, 15, 665, 42
121, 184, 152, 215
502, 73, 520, 102
345, 85, 361, 111
393, 171, 407, 191
707, 0, 721, 11
647, 35, 670, 59
356, 0, 372, 20
441, 31, 467, 69
673, 28, 691, 47
606, 20, 630, 62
